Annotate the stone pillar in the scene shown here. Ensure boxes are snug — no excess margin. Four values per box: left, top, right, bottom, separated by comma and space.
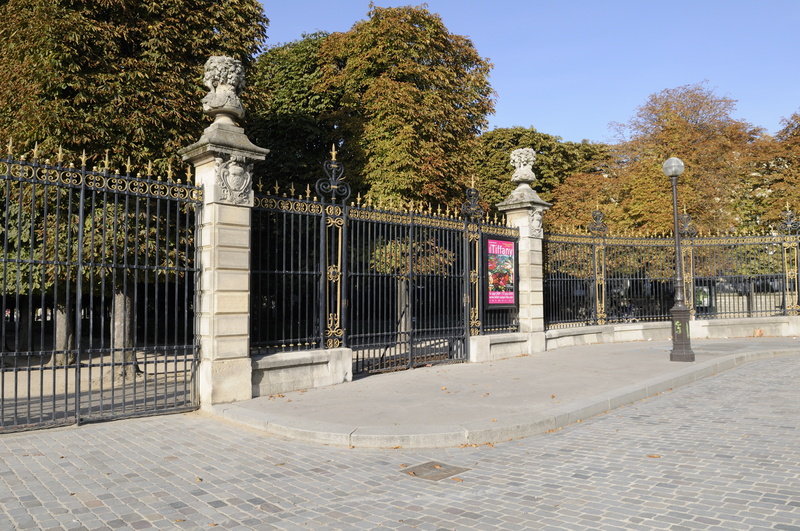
179, 56, 269, 407
496, 148, 551, 354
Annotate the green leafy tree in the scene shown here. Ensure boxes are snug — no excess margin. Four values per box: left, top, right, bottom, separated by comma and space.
248, 5, 494, 205
246, 32, 339, 192
0, 0, 268, 166
370, 235, 457, 336
747, 112, 800, 226
318, 4, 494, 205
0, 0, 264, 371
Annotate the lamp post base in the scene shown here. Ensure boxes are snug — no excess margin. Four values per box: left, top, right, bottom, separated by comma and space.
670, 305, 695, 362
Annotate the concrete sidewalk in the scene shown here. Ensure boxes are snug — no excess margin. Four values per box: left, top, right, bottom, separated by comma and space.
211, 337, 800, 449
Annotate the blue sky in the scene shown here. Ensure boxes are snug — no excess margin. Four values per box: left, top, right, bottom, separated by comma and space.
260, 1, 799, 144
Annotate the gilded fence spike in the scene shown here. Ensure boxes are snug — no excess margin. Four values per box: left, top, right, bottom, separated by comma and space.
257, 182, 263, 192
33, 142, 39, 161
273, 180, 280, 195
167, 163, 173, 181
289, 182, 296, 197
104, 149, 110, 172
57, 146, 63, 165
146, 160, 152, 177
305, 184, 311, 198
125, 157, 132, 174
185, 166, 192, 181
80, 150, 88, 167
7, 138, 12, 156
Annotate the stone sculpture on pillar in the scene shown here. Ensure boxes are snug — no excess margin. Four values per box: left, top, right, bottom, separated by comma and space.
179, 56, 269, 407
496, 148, 552, 349
181, 55, 268, 207
201, 56, 246, 124
510, 147, 537, 183
498, 148, 550, 237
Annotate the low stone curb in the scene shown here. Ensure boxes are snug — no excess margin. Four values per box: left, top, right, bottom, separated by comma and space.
211, 349, 798, 449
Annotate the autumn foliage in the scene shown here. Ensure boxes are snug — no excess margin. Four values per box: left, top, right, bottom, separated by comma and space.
547, 82, 800, 234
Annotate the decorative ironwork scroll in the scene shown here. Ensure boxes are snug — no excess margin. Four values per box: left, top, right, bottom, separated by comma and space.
462, 187, 483, 335
779, 208, 800, 315
316, 145, 351, 203
317, 148, 348, 348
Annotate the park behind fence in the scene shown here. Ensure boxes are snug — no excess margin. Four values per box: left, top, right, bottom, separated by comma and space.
250, 179, 520, 375
0, 150, 201, 431
544, 210, 800, 329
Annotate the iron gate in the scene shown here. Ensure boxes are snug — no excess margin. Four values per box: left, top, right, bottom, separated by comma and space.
251, 156, 518, 374
1, 150, 201, 432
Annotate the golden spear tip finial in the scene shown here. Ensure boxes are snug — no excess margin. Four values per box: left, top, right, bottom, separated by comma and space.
330, 144, 338, 161
104, 149, 110, 171
33, 142, 39, 160
80, 150, 87, 167
471, 175, 475, 189
7, 138, 12, 156
786, 201, 791, 211
147, 160, 153, 177
57, 146, 63, 165
185, 166, 192, 180
167, 162, 173, 181
125, 156, 132, 174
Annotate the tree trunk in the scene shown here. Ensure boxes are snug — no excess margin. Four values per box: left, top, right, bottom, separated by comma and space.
110, 287, 138, 381
396, 277, 411, 341
52, 305, 76, 366
13, 297, 31, 352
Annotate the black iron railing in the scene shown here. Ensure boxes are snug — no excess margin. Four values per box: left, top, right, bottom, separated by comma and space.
1, 151, 201, 432
250, 157, 518, 374
544, 210, 800, 329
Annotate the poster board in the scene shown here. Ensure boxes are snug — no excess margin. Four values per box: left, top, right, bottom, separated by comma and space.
485, 237, 518, 308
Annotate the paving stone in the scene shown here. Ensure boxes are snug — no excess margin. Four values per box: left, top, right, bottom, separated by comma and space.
2, 356, 800, 529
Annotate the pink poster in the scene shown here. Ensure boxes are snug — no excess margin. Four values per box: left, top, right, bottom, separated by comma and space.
487, 239, 515, 305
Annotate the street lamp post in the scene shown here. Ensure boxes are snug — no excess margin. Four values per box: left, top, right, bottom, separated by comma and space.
663, 157, 695, 362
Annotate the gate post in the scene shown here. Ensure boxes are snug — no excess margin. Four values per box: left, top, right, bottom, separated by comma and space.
180, 56, 268, 408
496, 149, 551, 353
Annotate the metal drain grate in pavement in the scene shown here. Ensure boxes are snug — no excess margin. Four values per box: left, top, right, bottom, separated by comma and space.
403, 461, 470, 481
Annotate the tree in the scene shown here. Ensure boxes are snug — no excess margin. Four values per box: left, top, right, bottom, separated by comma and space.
0, 0, 268, 167
370, 236, 457, 337
601, 82, 763, 234
248, 5, 494, 205
246, 32, 339, 192
747, 112, 800, 226
472, 127, 608, 214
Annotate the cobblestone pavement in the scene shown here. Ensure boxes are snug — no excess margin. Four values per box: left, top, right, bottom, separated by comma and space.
1, 356, 799, 531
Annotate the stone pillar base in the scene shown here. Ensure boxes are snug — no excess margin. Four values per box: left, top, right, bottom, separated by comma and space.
198, 358, 253, 410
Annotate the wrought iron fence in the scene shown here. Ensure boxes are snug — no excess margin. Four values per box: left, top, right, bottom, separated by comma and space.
544, 210, 800, 329
250, 155, 519, 374
1, 149, 201, 432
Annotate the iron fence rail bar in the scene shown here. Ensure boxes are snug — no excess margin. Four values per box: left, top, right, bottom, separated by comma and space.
544, 230, 800, 330
1, 156, 200, 432
251, 189, 518, 374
